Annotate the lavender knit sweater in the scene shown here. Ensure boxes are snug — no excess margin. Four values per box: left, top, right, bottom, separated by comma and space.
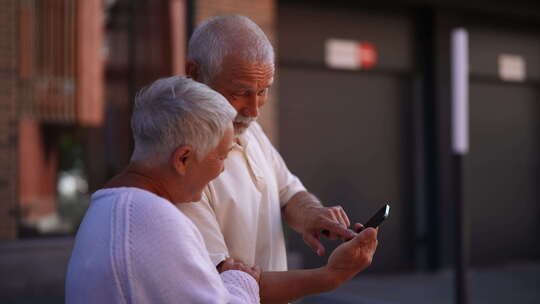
66, 187, 259, 303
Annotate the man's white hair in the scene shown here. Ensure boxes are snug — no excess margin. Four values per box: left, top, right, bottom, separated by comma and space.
130, 76, 236, 164
187, 15, 275, 83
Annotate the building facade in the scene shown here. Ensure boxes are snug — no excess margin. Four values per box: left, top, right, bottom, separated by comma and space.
1, 0, 539, 300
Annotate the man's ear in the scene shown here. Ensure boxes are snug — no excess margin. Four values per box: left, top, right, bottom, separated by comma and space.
171, 145, 194, 176
185, 60, 200, 81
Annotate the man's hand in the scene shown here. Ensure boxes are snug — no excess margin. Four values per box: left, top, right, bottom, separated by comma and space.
282, 191, 358, 256
219, 257, 262, 283
301, 205, 356, 256
325, 227, 378, 285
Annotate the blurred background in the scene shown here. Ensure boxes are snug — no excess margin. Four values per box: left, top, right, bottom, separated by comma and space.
0, 0, 539, 303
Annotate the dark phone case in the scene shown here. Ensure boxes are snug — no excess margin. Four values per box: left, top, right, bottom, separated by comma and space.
364, 204, 390, 228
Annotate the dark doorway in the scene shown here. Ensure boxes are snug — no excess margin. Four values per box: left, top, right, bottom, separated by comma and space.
464, 24, 540, 265
278, 3, 417, 272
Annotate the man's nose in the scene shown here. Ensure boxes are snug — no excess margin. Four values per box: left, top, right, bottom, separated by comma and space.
241, 96, 259, 117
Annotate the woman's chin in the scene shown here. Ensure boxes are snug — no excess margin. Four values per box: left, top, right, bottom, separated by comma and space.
191, 191, 203, 203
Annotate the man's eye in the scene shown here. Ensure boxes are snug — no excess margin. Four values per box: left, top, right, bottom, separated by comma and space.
233, 91, 249, 97
257, 89, 268, 96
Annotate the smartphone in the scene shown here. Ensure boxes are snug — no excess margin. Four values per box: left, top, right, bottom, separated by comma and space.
322, 204, 390, 238
362, 204, 390, 230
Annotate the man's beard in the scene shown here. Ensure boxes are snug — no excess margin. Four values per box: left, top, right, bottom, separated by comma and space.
233, 114, 258, 136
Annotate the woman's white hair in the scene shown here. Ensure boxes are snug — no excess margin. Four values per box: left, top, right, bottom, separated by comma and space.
130, 76, 236, 164
187, 15, 275, 83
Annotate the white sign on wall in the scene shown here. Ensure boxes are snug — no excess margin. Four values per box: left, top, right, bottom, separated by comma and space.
325, 39, 377, 70
498, 54, 526, 82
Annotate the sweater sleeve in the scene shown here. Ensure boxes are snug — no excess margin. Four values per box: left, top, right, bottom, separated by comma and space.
119, 191, 260, 304
220, 270, 260, 304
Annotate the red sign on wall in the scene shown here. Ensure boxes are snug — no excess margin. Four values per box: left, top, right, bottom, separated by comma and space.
358, 42, 377, 69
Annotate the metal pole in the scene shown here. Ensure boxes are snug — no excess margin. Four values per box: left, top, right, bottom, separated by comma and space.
451, 27, 469, 304
453, 154, 468, 304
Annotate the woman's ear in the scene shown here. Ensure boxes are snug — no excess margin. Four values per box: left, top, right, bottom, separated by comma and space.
171, 145, 193, 176
185, 61, 200, 81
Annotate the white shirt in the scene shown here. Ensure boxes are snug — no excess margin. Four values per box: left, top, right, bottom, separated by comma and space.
66, 187, 260, 304
178, 123, 306, 271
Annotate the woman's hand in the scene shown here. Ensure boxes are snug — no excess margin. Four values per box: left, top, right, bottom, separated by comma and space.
325, 227, 378, 285
219, 257, 262, 283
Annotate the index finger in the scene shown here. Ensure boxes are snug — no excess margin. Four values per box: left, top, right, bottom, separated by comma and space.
321, 220, 356, 240
337, 206, 351, 228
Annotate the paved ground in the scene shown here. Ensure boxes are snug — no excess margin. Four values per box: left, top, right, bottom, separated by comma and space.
1, 238, 538, 303
301, 262, 540, 304
3, 264, 538, 303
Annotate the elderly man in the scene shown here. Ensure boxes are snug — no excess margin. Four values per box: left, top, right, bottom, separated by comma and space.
180, 15, 379, 303
66, 76, 261, 303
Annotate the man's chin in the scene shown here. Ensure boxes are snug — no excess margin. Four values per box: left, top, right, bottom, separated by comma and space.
233, 123, 249, 136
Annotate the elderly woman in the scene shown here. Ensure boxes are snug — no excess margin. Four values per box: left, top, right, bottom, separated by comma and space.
65, 76, 260, 303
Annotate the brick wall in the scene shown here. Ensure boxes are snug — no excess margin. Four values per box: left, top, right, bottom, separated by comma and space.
194, 0, 279, 145
0, 0, 19, 239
